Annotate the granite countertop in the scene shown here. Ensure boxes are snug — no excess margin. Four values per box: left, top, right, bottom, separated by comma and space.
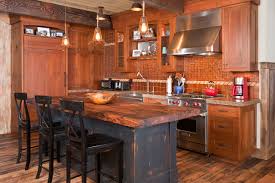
206, 97, 261, 107
52, 95, 200, 129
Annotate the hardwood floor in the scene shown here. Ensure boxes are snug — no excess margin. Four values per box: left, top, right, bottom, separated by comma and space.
0, 134, 275, 183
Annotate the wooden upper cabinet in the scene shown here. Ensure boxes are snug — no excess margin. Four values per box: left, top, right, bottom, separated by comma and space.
68, 25, 95, 90
159, 17, 184, 73
222, 2, 258, 71
114, 28, 135, 73
10, 16, 67, 97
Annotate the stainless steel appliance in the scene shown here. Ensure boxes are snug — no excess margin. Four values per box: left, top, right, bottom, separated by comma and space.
168, 9, 221, 56
100, 79, 115, 90
168, 93, 221, 153
114, 80, 132, 91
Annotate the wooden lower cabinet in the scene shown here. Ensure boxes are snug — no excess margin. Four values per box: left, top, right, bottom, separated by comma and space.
208, 104, 256, 161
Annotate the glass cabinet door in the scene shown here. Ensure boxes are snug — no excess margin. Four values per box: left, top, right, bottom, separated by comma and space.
116, 31, 124, 69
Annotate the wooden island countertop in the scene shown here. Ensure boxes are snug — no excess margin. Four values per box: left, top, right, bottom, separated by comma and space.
54, 95, 201, 129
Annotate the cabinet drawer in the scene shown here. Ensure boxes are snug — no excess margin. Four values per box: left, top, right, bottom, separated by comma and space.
209, 117, 235, 137
208, 105, 239, 118
209, 138, 237, 160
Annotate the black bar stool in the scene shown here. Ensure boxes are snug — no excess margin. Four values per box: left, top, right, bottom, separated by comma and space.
60, 99, 124, 183
35, 95, 66, 183
14, 92, 39, 170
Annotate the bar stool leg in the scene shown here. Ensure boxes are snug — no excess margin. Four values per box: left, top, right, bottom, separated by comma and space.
81, 150, 87, 183
36, 134, 43, 179
16, 126, 22, 164
48, 137, 54, 183
118, 145, 123, 183
43, 140, 48, 157
56, 141, 61, 163
25, 128, 31, 170
96, 153, 101, 183
66, 144, 71, 183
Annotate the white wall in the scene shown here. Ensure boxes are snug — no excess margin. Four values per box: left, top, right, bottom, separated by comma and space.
0, 13, 11, 134
258, 0, 275, 63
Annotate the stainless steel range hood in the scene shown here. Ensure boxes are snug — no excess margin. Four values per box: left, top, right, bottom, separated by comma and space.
168, 9, 221, 56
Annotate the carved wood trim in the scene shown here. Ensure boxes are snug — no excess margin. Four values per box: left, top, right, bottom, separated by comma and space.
0, 0, 112, 28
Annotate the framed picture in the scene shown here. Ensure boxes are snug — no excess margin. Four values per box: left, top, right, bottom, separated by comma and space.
55, 31, 64, 37
36, 27, 50, 37
24, 28, 34, 35
132, 49, 141, 57
50, 30, 57, 37
133, 30, 141, 40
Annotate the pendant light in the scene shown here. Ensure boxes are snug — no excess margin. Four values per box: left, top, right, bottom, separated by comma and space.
92, 13, 103, 42
61, 0, 70, 47
131, 2, 142, 12
139, 0, 149, 34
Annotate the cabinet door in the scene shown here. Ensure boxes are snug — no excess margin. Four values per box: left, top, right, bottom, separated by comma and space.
222, 3, 258, 71
115, 30, 135, 73
159, 17, 184, 72
68, 49, 93, 89
24, 47, 66, 97
68, 26, 94, 89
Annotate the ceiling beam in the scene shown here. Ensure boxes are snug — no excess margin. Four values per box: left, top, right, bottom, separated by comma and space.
0, 0, 112, 28
132, 0, 184, 13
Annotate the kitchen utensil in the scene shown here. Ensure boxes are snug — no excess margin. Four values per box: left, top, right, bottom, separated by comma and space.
204, 81, 218, 96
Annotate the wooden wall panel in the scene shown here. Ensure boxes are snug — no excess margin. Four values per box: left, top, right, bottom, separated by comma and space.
254, 63, 275, 160
0, 13, 11, 134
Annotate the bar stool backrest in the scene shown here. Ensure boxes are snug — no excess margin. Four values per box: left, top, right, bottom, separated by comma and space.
14, 93, 31, 128
35, 96, 54, 134
60, 99, 85, 145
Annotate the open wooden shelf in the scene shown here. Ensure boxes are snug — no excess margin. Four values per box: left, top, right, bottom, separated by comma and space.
24, 34, 63, 40
132, 37, 157, 42
128, 56, 157, 60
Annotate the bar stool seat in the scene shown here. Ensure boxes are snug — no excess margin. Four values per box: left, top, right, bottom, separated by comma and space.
71, 133, 122, 153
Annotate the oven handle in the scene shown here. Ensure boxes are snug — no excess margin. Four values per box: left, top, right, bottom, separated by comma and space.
199, 112, 208, 117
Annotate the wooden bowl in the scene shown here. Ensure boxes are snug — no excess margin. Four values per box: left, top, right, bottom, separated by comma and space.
85, 93, 116, 105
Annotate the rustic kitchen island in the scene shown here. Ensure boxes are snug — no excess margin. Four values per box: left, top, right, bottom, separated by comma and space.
51, 95, 200, 183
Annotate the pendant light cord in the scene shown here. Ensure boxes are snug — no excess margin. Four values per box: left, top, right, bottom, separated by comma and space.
64, 0, 67, 33
97, 14, 99, 28
142, 0, 145, 17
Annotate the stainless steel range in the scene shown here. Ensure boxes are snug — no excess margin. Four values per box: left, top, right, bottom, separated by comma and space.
168, 93, 221, 154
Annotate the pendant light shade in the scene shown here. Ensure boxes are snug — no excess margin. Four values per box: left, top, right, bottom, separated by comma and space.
93, 26, 103, 42
139, 1, 149, 34
61, 35, 70, 47
139, 16, 149, 34
91, 13, 104, 43
131, 2, 142, 11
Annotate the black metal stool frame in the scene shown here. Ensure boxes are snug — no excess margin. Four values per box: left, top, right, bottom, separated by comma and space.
14, 92, 39, 170
35, 95, 65, 183
60, 99, 124, 183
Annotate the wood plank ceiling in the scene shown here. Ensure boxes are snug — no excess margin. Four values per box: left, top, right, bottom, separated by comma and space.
37, 0, 133, 14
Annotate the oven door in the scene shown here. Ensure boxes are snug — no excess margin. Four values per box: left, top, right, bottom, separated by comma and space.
176, 114, 206, 144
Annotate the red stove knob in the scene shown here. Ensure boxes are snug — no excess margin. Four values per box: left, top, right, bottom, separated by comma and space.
184, 102, 189, 106
193, 102, 197, 107
197, 103, 202, 107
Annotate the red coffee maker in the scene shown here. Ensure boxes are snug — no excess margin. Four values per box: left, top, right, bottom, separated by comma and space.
232, 77, 248, 100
